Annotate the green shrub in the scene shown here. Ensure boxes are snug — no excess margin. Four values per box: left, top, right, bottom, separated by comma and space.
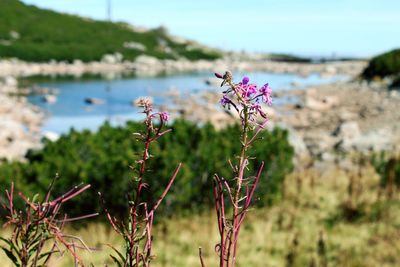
0, 120, 294, 217
362, 49, 400, 80
370, 152, 400, 192
390, 75, 400, 89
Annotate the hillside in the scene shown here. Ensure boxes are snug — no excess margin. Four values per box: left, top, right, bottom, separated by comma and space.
0, 0, 222, 62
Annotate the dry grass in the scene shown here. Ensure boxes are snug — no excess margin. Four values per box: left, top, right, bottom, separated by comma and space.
1, 165, 399, 267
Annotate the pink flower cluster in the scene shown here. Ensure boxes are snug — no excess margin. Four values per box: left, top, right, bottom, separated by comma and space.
215, 72, 272, 123
136, 97, 170, 123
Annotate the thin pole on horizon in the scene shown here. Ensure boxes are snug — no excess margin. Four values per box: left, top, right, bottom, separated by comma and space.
107, 0, 112, 21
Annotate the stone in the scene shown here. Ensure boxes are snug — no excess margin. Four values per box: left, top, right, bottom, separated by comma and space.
42, 94, 57, 104
333, 121, 361, 139
101, 53, 123, 64
4, 76, 17, 87
123, 41, 147, 51
287, 130, 309, 159
85, 98, 105, 105
43, 131, 60, 142
305, 96, 330, 111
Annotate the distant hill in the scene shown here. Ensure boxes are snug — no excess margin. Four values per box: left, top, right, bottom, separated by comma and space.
0, 0, 222, 62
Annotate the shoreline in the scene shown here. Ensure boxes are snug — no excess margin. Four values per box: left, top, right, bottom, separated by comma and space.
162, 79, 400, 165
0, 58, 378, 162
0, 57, 367, 78
0, 77, 44, 161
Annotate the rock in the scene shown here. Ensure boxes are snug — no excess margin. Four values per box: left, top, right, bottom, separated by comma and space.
4, 76, 17, 87
321, 95, 339, 106
390, 90, 399, 98
333, 121, 361, 139
101, 53, 123, 64
338, 110, 358, 121
9, 31, 20, 40
336, 128, 394, 153
321, 152, 335, 162
43, 131, 60, 142
73, 59, 83, 65
123, 42, 147, 51
85, 98, 105, 105
287, 130, 309, 159
304, 131, 337, 156
134, 55, 160, 65
304, 96, 330, 111
42, 94, 57, 104
204, 78, 221, 86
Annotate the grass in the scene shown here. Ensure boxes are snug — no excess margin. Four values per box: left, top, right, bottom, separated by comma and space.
0, 0, 222, 62
2, 164, 399, 267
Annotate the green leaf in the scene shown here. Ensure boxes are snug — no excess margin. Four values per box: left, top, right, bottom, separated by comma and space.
38, 250, 55, 260
110, 255, 123, 267
107, 245, 126, 265
1, 247, 20, 266
0, 236, 10, 245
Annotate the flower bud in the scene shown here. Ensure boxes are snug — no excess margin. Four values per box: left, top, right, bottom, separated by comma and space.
214, 72, 223, 79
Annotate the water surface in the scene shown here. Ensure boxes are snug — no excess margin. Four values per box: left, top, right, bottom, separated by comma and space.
27, 71, 348, 133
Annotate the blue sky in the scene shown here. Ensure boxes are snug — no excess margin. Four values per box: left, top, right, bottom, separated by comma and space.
22, 0, 400, 57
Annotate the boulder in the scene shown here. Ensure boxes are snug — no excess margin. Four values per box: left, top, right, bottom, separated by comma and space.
4, 76, 17, 87
336, 128, 394, 153
42, 94, 57, 104
101, 53, 123, 64
43, 131, 60, 142
333, 121, 361, 139
85, 98, 105, 105
287, 130, 309, 159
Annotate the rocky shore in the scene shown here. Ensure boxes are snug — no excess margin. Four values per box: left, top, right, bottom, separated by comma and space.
0, 57, 392, 163
161, 80, 400, 163
276, 81, 400, 160
0, 77, 43, 161
0, 57, 366, 78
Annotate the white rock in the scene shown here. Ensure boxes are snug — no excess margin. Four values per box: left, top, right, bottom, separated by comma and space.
42, 94, 57, 104
333, 121, 361, 139
123, 42, 147, 51
4, 76, 17, 87
43, 131, 60, 142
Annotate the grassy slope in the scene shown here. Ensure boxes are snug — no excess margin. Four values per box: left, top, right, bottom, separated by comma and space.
0, 0, 222, 62
1, 166, 399, 267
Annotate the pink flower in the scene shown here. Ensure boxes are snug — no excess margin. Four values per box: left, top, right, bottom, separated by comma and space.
215, 72, 223, 79
246, 84, 258, 97
237, 83, 258, 99
259, 83, 272, 105
220, 95, 231, 107
160, 112, 169, 121
250, 103, 267, 118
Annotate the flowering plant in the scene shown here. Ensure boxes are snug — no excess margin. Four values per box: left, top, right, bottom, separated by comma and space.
200, 71, 272, 267
0, 179, 96, 267
100, 97, 181, 267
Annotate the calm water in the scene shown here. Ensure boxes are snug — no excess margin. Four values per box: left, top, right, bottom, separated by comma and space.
28, 71, 348, 134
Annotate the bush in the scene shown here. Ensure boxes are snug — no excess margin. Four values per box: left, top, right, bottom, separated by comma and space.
390, 75, 400, 89
0, 120, 294, 217
362, 49, 400, 80
371, 152, 400, 189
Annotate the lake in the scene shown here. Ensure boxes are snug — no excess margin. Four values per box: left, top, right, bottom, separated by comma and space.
27, 71, 349, 134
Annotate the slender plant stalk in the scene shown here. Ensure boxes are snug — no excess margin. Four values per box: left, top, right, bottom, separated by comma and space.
101, 98, 181, 267
200, 72, 272, 267
1, 179, 96, 267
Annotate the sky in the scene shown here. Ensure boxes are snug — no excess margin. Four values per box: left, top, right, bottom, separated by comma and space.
22, 0, 400, 58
